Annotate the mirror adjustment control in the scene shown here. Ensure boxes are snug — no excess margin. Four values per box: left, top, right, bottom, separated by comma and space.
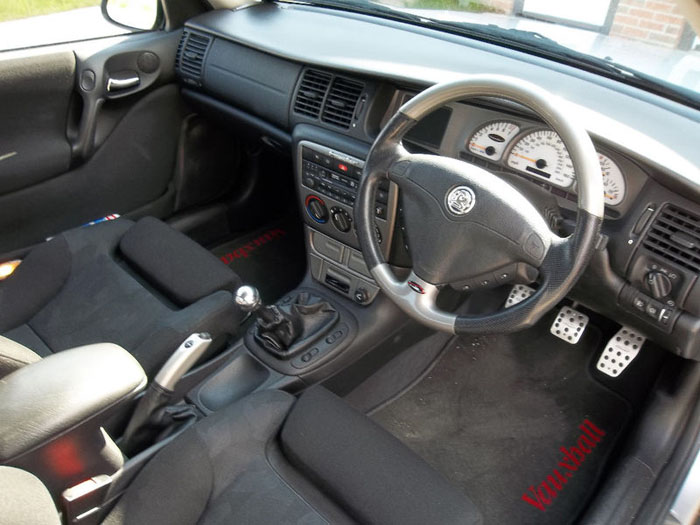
354, 287, 369, 304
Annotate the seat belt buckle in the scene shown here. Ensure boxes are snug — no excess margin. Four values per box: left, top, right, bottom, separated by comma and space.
61, 474, 111, 525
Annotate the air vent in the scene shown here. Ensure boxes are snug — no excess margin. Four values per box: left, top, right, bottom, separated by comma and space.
643, 204, 700, 272
293, 70, 332, 118
321, 77, 365, 129
175, 30, 211, 86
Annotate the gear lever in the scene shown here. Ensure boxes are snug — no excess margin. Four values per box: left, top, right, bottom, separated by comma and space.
235, 285, 262, 322
237, 286, 339, 358
121, 333, 212, 456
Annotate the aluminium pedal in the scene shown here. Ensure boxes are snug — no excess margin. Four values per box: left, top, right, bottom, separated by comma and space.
505, 284, 535, 308
596, 326, 645, 378
550, 306, 589, 344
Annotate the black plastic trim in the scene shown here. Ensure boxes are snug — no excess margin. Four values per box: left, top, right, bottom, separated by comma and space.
181, 89, 291, 149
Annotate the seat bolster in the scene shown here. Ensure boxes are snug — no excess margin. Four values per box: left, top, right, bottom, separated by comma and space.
0, 336, 41, 378
119, 217, 241, 307
104, 390, 296, 525
281, 386, 483, 525
0, 236, 71, 332
0, 466, 60, 525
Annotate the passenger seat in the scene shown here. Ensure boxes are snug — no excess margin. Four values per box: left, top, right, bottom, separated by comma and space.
0, 217, 243, 378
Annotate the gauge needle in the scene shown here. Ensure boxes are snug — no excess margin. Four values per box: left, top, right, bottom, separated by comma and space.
470, 143, 485, 150
513, 152, 537, 163
604, 193, 615, 199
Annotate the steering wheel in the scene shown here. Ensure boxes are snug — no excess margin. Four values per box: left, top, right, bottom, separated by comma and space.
355, 76, 604, 334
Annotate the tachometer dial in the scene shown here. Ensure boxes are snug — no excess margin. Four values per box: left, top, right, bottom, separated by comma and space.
507, 130, 575, 188
598, 153, 625, 206
467, 121, 520, 161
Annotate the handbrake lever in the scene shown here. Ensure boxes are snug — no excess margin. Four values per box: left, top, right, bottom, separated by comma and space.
154, 333, 213, 391
121, 333, 212, 456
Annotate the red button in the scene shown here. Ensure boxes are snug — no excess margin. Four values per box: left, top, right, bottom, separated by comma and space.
338, 163, 348, 172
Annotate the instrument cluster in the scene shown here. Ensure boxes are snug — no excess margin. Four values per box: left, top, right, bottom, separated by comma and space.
467, 121, 626, 207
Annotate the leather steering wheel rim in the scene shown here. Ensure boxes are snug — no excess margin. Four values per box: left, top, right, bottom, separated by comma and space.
355, 75, 604, 335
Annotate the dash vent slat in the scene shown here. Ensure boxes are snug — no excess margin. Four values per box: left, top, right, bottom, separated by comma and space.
175, 30, 212, 86
643, 204, 700, 273
321, 77, 364, 129
293, 70, 332, 119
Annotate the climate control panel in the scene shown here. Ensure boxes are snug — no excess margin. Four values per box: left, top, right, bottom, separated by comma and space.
295, 140, 399, 304
296, 141, 397, 256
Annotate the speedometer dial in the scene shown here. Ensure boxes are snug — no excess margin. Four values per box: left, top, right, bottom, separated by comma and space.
506, 130, 575, 188
598, 153, 625, 206
467, 121, 520, 161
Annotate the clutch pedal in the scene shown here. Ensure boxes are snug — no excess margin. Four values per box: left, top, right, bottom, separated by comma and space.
505, 284, 535, 308
596, 326, 645, 378
550, 306, 589, 344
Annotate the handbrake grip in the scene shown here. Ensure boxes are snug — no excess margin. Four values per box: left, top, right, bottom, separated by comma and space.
154, 333, 212, 392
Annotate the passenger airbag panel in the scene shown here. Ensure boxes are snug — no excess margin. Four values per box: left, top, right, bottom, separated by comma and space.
204, 39, 301, 128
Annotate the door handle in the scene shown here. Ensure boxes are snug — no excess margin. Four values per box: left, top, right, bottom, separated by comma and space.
106, 75, 140, 92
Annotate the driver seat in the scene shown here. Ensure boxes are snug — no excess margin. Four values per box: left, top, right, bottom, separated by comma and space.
1, 387, 482, 525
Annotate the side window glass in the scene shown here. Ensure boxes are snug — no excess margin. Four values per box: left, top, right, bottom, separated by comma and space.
0, 1, 146, 52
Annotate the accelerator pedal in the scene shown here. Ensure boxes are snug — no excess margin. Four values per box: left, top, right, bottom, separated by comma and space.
505, 284, 535, 308
596, 326, 645, 378
550, 306, 589, 344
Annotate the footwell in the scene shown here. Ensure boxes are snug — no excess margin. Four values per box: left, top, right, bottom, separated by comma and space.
372, 315, 634, 525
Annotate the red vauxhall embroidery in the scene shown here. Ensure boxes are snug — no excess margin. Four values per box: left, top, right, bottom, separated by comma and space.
219, 228, 287, 263
521, 419, 606, 512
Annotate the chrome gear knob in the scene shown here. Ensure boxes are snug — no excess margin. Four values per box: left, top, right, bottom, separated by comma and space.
235, 285, 262, 312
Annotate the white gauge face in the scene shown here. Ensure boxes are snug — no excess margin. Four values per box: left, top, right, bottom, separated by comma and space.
467, 121, 520, 161
506, 129, 575, 188
598, 153, 625, 206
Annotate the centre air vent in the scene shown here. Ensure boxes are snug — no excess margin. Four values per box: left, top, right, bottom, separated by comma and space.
293, 70, 332, 119
175, 30, 212, 86
643, 204, 700, 272
321, 77, 365, 129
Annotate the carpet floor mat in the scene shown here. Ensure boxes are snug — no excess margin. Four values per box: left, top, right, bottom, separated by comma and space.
371, 315, 632, 525
211, 219, 306, 303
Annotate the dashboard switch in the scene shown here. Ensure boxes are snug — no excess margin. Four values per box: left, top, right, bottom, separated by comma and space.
647, 271, 672, 299
331, 207, 352, 233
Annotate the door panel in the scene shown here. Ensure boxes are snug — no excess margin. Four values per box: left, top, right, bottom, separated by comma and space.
0, 52, 75, 194
0, 30, 185, 255
0, 85, 184, 254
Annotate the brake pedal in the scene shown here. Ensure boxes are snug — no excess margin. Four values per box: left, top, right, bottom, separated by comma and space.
596, 326, 645, 378
550, 306, 589, 344
505, 284, 535, 308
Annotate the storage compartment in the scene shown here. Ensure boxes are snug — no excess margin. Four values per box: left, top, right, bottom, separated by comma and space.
0, 344, 146, 498
189, 348, 271, 413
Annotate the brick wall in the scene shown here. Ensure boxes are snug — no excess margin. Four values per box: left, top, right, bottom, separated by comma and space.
609, 0, 686, 48
484, 0, 515, 14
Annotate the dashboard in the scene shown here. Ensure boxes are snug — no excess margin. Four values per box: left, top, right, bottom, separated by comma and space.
177, 3, 700, 360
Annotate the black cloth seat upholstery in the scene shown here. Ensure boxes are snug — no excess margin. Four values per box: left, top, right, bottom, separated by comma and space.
105, 387, 481, 525
0, 217, 242, 377
0, 387, 482, 525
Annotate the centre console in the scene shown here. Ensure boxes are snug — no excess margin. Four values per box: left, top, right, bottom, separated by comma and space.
296, 140, 399, 305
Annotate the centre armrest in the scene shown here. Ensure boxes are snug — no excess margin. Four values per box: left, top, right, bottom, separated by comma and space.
0, 344, 146, 495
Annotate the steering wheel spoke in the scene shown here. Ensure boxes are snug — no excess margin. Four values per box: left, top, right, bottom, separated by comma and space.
386, 148, 420, 184
372, 265, 457, 333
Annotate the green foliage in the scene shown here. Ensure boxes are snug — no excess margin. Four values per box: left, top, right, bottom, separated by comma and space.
409, 0, 502, 13
0, 0, 100, 23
